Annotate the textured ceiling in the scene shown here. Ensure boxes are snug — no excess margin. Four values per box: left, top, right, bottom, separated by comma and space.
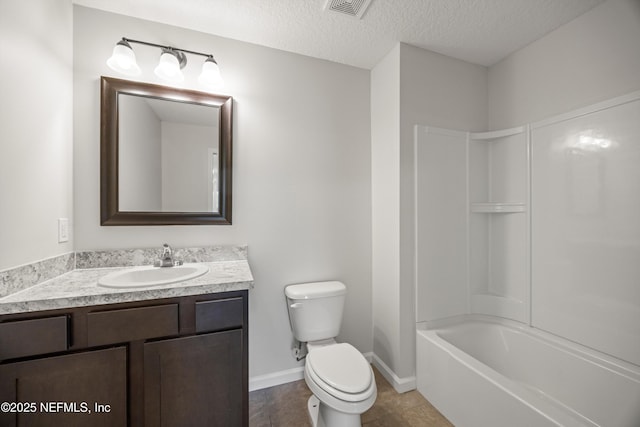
73, 0, 605, 69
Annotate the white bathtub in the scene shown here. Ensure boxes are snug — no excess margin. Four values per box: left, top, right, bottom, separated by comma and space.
416, 317, 640, 427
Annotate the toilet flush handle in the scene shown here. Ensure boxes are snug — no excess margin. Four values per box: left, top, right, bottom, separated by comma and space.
290, 303, 303, 309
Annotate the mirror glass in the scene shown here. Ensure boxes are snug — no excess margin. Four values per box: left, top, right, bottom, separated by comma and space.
118, 95, 220, 213
100, 76, 233, 225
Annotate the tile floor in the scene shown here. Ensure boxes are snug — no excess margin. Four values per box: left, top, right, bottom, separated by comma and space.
249, 366, 454, 426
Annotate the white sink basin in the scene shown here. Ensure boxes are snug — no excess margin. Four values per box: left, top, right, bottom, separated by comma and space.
98, 263, 210, 288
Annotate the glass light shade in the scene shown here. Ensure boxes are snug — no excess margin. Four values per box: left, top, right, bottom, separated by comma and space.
106, 41, 141, 76
198, 58, 224, 89
154, 51, 184, 83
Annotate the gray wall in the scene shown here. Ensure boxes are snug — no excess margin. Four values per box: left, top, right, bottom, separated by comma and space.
0, 0, 73, 270
488, 0, 640, 129
371, 43, 487, 386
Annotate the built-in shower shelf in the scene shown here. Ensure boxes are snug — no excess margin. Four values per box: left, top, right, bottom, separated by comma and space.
470, 202, 526, 213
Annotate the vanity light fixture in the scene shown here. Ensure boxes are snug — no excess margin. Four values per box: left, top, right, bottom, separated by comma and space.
107, 37, 223, 88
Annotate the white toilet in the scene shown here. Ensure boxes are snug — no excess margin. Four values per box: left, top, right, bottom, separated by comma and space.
285, 281, 377, 427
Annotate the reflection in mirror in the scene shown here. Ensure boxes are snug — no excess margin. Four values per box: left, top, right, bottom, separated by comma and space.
100, 76, 232, 225
118, 95, 220, 213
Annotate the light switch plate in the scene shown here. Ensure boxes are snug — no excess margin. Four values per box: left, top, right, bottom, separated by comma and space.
58, 218, 69, 243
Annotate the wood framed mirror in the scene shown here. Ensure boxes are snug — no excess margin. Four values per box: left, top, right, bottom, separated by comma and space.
100, 76, 232, 225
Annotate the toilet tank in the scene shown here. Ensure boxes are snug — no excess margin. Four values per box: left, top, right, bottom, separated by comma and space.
285, 281, 346, 343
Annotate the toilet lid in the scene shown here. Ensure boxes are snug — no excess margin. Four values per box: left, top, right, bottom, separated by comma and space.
306, 343, 371, 394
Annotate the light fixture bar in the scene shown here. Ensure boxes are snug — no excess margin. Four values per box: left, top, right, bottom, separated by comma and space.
121, 37, 215, 60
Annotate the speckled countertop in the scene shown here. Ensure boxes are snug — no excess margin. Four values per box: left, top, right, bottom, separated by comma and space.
0, 246, 253, 315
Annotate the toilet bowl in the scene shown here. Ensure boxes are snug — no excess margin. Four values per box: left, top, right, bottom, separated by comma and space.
285, 281, 377, 427
304, 342, 376, 427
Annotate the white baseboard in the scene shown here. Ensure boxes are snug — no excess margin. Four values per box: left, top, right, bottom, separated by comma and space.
249, 352, 415, 393
249, 366, 305, 392
362, 351, 374, 363
371, 354, 416, 393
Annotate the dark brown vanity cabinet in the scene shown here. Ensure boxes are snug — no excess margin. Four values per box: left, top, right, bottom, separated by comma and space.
144, 330, 243, 426
0, 290, 248, 427
0, 347, 127, 427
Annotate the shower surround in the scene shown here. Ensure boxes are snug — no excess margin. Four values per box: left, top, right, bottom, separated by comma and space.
414, 91, 640, 426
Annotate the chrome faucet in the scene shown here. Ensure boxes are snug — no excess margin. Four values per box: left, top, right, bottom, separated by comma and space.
154, 243, 183, 267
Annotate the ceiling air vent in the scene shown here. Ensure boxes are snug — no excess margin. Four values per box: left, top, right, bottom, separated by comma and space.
324, 0, 374, 19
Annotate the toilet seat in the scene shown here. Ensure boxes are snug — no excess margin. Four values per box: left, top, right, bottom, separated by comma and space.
306, 343, 375, 402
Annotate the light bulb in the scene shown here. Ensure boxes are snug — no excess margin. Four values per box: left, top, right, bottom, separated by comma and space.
198, 57, 224, 89
106, 40, 141, 76
154, 50, 184, 83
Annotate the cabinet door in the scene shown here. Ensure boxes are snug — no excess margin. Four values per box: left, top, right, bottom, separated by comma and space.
0, 347, 127, 427
144, 330, 244, 427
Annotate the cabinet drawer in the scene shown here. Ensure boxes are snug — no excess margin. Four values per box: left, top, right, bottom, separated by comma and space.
87, 304, 179, 346
195, 298, 244, 333
0, 316, 68, 360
